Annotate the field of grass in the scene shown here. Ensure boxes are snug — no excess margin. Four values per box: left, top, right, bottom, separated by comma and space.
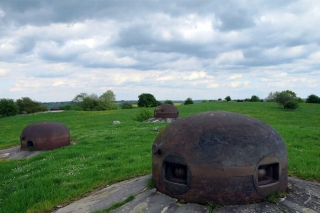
0, 101, 319, 213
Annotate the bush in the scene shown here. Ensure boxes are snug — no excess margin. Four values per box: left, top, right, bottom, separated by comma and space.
265, 92, 278, 102
225, 96, 231, 101
0, 99, 19, 117
184, 98, 194, 105
59, 105, 72, 110
250, 95, 260, 102
274, 90, 297, 106
138, 93, 159, 108
201, 100, 207, 103
122, 103, 133, 109
79, 97, 100, 111
284, 100, 299, 110
306, 94, 319, 103
296, 97, 305, 103
133, 109, 153, 122
164, 100, 174, 105
16, 97, 47, 113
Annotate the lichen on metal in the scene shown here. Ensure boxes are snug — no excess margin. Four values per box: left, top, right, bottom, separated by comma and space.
154, 104, 179, 119
20, 122, 70, 150
152, 111, 288, 204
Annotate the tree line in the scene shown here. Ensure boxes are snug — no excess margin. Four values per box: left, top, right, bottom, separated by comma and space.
0, 97, 47, 117
224, 90, 320, 110
1, 90, 319, 117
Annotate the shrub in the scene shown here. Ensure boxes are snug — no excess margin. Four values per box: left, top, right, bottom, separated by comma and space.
296, 97, 305, 103
133, 109, 154, 122
122, 103, 133, 109
201, 100, 207, 103
284, 100, 299, 110
59, 105, 72, 110
16, 97, 47, 113
79, 97, 100, 111
138, 93, 159, 108
225, 96, 231, 101
274, 90, 297, 106
184, 97, 194, 105
265, 92, 278, 102
0, 98, 19, 117
306, 94, 319, 103
250, 95, 260, 102
164, 100, 174, 105
70, 105, 83, 111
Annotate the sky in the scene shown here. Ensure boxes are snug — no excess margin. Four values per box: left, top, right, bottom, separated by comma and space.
0, 0, 320, 102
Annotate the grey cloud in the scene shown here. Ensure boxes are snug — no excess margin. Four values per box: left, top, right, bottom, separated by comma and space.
215, 6, 256, 31
31, 71, 72, 78
15, 36, 37, 54
114, 23, 222, 60
38, 42, 88, 62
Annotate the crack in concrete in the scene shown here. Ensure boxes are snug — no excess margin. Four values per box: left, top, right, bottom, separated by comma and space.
303, 190, 312, 205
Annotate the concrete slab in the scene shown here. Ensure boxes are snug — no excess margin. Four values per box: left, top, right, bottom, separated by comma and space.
51, 175, 320, 213
0, 143, 75, 160
52, 175, 152, 213
0, 146, 43, 160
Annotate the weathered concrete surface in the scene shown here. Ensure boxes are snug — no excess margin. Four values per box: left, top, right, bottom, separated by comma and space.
52, 175, 152, 213
0, 143, 76, 160
0, 146, 43, 160
51, 175, 320, 213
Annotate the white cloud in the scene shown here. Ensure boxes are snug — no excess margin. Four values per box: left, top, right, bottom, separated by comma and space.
183, 71, 206, 80
230, 81, 250, 88
0, 69, 7, 76
214, 50, 244, 65
228, 74, 242, 80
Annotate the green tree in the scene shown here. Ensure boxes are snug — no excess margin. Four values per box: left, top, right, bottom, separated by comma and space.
122, 102, 133, 109
79, 97, 100, 111
89, 93, 99, 100
250, 95, 260, 102
72, 93, 89, 103
184, 97, 194, 105
306, 94, 319, 103
164, 100, 174, 105
138, 93, 159, 108
225, 96, 231, 101
0, 98, 19, 117
99, 90, 118, 110
274, 90, 297, 106
16, 97, 47, 113
265, 92, 278, 102
284, 100, 299, 110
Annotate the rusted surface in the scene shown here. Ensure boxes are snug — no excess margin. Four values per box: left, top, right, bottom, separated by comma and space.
152, 111, 288, 204
154, 104, 179, 118
20, 122, 70, 150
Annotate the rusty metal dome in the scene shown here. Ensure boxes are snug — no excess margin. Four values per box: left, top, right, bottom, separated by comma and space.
154, 104, 179, 118
152, 111, 288, 205
20, 122, 70, 150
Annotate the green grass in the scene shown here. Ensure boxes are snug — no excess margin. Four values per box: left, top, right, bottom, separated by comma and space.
0, 102, 319, 213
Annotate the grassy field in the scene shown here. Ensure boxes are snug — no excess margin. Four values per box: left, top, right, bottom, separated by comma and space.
0, 101, 319, 213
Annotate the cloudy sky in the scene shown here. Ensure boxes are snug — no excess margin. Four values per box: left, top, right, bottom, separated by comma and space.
0, 0, 319, 102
